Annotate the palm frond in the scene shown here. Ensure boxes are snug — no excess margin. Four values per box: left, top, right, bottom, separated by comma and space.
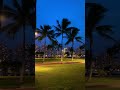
86, 3, 107, 37
36, 36, 44, 41
55, 33, 61, 37
97, 31, 116, 42
65, 39, 71, 45
56, 20, 61, 29
96, 25, 113, 33
13, 0, 22, 13
54, 26, 61, 32
62, 18, 71, 30
75, 37, 83, 43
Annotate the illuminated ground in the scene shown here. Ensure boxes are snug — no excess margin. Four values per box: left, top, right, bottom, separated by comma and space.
35, 59, 85, 90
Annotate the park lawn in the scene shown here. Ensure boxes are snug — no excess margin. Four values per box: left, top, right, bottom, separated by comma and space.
86, 77, 120, 90
0, 76, 35, 89
35, 62, 85, 90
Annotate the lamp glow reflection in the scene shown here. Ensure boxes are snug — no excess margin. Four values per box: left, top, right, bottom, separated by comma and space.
35, 66, 53, 72
0, 15, 6, 22
35, 31, 39, 37
35, 32, 38, 36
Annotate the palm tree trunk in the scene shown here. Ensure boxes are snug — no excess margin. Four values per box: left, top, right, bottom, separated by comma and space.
43, 37, 47, 62
57, 46, 60, 58
72, 41, 74, 61
20, 24, 26, 83
61, 33, 63, 61
57, 49, 58, 58
87, 39, 93, 81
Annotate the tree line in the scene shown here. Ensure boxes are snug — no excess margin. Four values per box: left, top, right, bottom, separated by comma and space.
0, 0, 35, 83
86, 3, 120, 81
35, 18, 84, 61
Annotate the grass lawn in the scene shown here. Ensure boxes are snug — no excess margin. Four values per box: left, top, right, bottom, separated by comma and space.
35, 59, 85, 90
86, 77, 120, 90
0, 76, 35, 89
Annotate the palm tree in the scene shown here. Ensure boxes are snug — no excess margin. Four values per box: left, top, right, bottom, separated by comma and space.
54, 18, 71, 61
36, 25, 55, 61
86, 3, 116, 80
1, 0, 35, 82
0, 0, 3, 24
65, 27, 83, 60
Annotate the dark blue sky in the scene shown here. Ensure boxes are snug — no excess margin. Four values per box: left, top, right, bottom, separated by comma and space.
36, 0, 85, 47
87, 0, 120, 56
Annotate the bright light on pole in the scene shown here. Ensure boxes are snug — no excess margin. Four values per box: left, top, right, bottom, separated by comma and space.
35, 32, 38, 36
35, 30, 39, 37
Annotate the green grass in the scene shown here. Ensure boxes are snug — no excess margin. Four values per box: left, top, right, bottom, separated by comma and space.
86, 77, 120, 90
35, 60, 85, 90
0, 58, 85, 89
0, 76, 35, 88
0, 77, 20, 88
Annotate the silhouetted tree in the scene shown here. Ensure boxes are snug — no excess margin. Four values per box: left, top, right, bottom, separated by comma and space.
65, 27, 83, 60
36, 25, 55, 61
1, 0, 35, 82
54, 18, 71, 61
86, 3, 116, 80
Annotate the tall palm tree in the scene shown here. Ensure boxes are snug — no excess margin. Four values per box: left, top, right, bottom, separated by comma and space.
0, 0, 2, 31
54, 18, 71, 61
1, 0, 35, 82
65, 27, 83, 60
0, 0, 3, 24
86, 3, 116, 80
36, 25, 55, 61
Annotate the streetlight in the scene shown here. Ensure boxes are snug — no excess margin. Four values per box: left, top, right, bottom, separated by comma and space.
35, 30, 39, 38
35, 31, 38, 36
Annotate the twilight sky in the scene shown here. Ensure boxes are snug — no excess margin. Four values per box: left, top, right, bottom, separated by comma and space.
87, 0, 120, 56
36, 0, 85, 48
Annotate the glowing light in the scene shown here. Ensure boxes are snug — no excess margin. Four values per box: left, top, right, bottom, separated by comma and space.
35, 32, 38, 36
35, 66, 53, 72
0, 15, 6, 22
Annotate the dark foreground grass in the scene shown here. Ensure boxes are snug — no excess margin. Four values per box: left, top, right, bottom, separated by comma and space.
86, 77, 120, 90
0, 76, 35, 89
35, 62, 85, 90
